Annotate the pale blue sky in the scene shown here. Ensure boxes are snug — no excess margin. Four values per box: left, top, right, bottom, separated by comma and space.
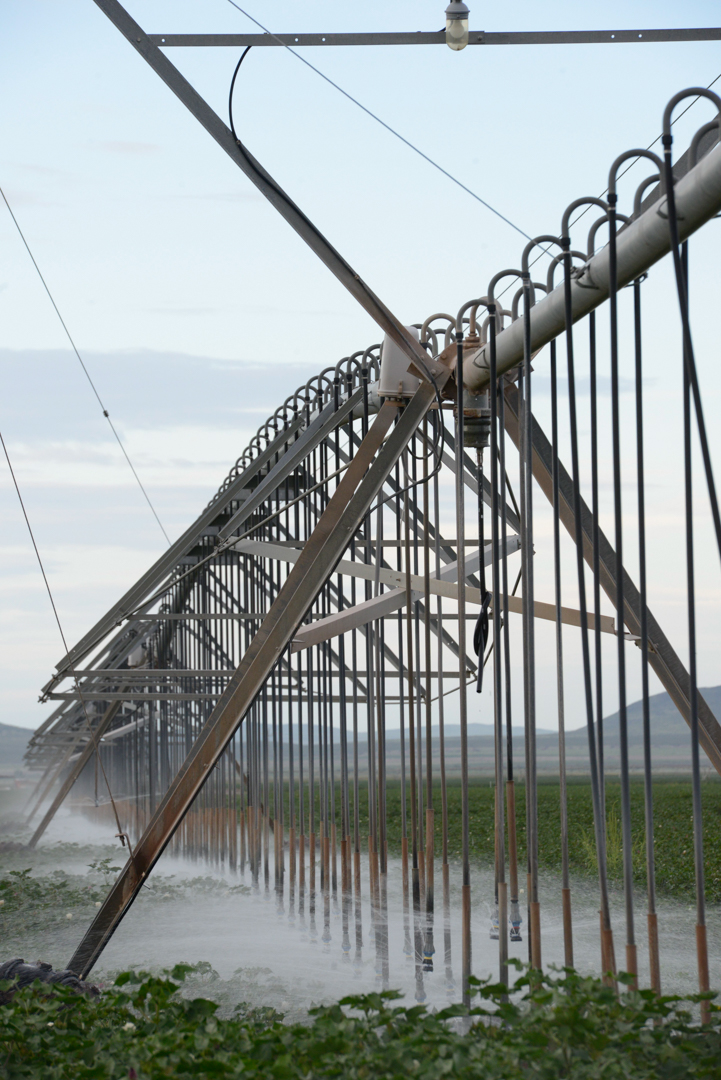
2, 0, 721, 730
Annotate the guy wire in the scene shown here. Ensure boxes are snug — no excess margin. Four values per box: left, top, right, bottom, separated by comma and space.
0, 427, 133, 857
0, 186, 170, 546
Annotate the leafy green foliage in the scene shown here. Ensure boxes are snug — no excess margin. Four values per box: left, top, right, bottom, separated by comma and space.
1, 963, 719, 1079
305, 779, 721, 902
0, 868, 104, 925
0, 856, 250, 972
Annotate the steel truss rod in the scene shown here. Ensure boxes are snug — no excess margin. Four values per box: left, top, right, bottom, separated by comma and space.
46, 413, 303, 684
47, 693, 227, 702
150, 29, 721, 48
438, 444, 520, 535
68, 377, 448, 978
289, 534, 520, 651
266, 458, 474, 678
503, 386, 721, 775
216, 389, 363, 541
30, 572, 200, 836
291, 578, 615, 653
49, 387, 364, 684
24, 706, 86, 819
125, 613, 268, 620
464, 139, 721, 392
233, 536, 519, 597
63, 669, 251, 678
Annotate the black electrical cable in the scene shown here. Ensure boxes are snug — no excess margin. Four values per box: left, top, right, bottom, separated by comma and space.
473, 439, 491, 693
661, 130, 721, 566
0, 186, 171, 547
225, 0, 534, 243
634, 273, 661, 992
561, 237, 616, 976
229, 48, 438, 395
607, 188, 637, 977
230, 46, 447, 503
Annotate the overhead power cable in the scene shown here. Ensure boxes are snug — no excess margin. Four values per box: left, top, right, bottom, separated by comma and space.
224, 0, 534, 243
0, 186, 171, 546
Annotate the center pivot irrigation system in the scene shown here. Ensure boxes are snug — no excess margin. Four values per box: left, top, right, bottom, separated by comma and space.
21, 0, 721, 1010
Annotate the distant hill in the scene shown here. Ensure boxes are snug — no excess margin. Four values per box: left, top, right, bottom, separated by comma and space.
3, 687, 719, 778
572, 686, 721, 740
323, 687, 721, 777
360, 723, 554, 741
442, 686, 721, 777
0, 722, 32, 770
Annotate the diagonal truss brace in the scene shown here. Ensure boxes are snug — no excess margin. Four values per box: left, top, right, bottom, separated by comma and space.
91, 0, 438, 393
68, 376, 448, 977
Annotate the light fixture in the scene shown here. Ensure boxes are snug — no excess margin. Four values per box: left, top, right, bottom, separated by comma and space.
445, 1, 470, 51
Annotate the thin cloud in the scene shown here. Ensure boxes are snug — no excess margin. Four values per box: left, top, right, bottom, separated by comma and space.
89, 140, 159, 155
178, 190, 262, 203
145, 306, 220, 316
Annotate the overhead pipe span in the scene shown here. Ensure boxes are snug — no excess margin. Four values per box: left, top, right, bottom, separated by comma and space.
463, 141, 721, 391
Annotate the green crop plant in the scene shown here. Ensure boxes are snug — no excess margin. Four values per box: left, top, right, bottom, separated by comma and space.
1, 962, 719, 1079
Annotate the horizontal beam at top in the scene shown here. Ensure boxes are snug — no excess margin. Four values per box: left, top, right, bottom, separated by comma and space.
57, 668, 468, 683
50, 692, 396, 704
149, 28, 721, 48
131, 613, 265, 620
64, 669, 237, 678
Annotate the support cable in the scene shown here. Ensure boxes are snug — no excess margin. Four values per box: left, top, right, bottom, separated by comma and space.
661, 91, 721, 566
0, 428, 131, 856
0, 186, 171, 546
224, 0, 533, 243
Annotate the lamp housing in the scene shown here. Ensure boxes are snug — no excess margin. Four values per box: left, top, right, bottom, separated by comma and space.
445, 1, 470, 50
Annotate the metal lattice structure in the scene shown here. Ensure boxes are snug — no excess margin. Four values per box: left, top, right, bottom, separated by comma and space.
18, 1, 721, 1012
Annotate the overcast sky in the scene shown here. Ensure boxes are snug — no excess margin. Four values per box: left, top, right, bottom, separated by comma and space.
2, 0, 721, 733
